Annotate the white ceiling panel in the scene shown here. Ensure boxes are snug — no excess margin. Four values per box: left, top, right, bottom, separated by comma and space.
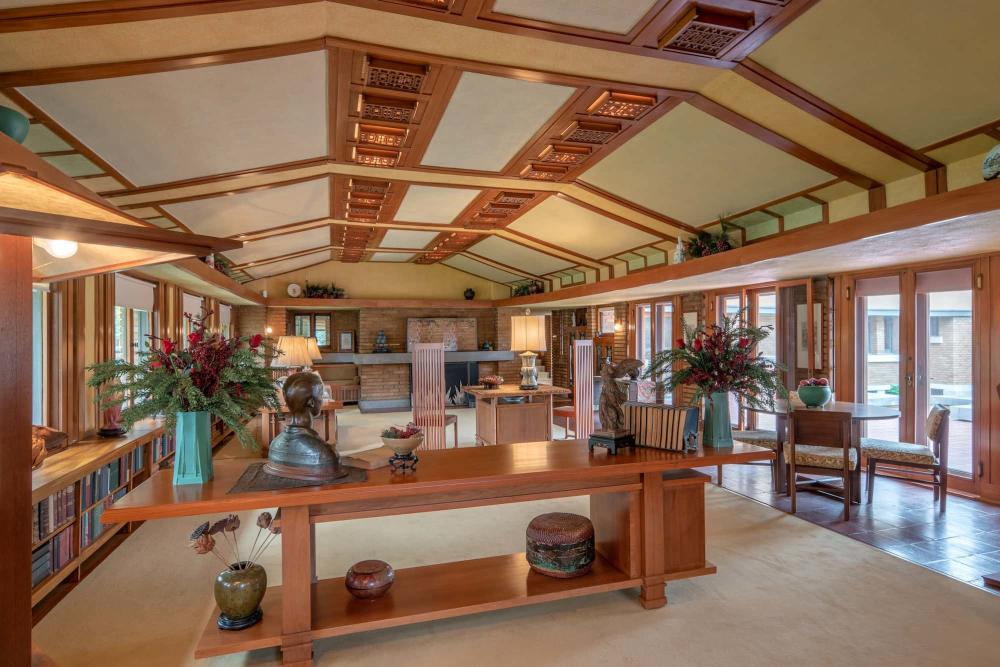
393, 185, 480, 224
420, 72, 575, 171
43, 153, 101, 177
244, 250, 331, 279
492, 0, 658, 35
369, 252, 415, 262
163, 178, 330, 237
225, 226, 330, 265
379, 229, 440, 249
508, 197, 659, 258
468, 236, 574, 275
19, 51, 327, 185
443, 255, 526, 283
580, 102, 832, 225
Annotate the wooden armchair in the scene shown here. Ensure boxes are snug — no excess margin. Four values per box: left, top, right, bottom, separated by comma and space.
787, 410, 855, 520
863, 405, 950, 510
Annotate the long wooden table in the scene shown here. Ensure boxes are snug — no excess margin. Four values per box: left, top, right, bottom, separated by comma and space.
103, 440, 772, 665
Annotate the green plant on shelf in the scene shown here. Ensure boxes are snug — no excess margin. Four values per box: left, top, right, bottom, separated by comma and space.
303, 282, 346, 299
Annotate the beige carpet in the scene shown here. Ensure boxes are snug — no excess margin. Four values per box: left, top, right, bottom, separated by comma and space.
33, 409, 1000, 665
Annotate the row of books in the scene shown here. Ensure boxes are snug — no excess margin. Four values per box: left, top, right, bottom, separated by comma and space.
132, 443, 147, 474
152, 432, 175, 461
81, 455, 130, 508
80, 487, 128, 548
32, 485, 75, 545
31, 526, 73, 588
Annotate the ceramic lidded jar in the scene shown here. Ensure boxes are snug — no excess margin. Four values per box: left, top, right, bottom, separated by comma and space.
345, 560, 395, 599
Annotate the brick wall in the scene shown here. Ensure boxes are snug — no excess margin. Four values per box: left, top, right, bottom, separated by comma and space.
358, 308, 497, 353
359, 364, 410, 402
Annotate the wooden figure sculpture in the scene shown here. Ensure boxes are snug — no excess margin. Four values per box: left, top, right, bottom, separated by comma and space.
589, 358, 643, 454
264, 372, 347, 481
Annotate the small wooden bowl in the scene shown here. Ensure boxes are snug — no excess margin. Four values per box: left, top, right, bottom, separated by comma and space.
345, 560, 395, 599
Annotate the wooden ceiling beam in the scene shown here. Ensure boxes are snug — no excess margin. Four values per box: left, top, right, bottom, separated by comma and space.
735, 60, 942, 171
688, 94, 879, 191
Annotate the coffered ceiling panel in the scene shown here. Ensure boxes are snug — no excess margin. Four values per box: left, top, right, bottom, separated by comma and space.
370, 252, 416, 262
468, 235, 575, 275
224, 226, 330, 266
443, 254, 527, 284
379, 229, 440, 249
491, 0, 659, 35
420, 72, 576, 171
393, 185, 481, 224
244, 250, 331, 280
752, 0, 1000, 148
508, 197, 659, 258
22, 124, 71, 153
579, 102, 832, 225
163, 178, 330, 237
18, 51, 327, 185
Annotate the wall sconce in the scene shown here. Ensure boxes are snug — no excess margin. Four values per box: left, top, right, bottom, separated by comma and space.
34, 237, 78, 259
614, 321, 623, 333
265, 326, 273, 335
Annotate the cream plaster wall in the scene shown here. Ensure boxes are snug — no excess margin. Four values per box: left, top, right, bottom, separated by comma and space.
245, 260, 511, 300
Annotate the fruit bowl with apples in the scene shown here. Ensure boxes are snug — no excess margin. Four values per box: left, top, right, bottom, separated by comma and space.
797, 377, 831, 407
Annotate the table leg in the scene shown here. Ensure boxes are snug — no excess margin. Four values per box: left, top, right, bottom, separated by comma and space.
280, 505, 313, 666
851, 421, 862, 504
639, 472, 666, 609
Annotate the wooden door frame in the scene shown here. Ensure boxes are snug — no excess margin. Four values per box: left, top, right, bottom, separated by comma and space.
834, 257, 981, 495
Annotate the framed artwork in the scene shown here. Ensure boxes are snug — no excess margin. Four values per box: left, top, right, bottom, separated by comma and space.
338, 330, 355, 353
795, 303, 822, 369
598, 307, 615, 334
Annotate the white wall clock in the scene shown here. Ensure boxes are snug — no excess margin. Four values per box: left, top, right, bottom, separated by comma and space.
286, 282, 303, 298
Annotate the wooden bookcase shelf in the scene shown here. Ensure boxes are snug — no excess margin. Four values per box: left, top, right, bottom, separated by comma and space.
196, 552, 636, 659
30, 416, 245, 617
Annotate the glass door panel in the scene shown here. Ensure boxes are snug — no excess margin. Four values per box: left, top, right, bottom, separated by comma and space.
855, 276, 902, 440
636, 305, 652, 369
916, 269, 973, 477
655, 302, 673, 404
755, 292, 777, 431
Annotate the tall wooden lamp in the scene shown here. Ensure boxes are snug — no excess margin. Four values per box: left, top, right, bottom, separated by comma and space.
511, 311, 547, 390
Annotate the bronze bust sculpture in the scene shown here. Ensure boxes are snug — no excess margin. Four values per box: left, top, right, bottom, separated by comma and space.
264, 372, 347, 481
589, 358, 643, 454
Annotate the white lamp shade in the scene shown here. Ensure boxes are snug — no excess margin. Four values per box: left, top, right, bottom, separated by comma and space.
274, 335, 314, 367
510, 315, 547, 352
306, 337, 322, 360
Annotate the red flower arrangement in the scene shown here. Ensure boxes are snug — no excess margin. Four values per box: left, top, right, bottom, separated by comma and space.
644, 309, 786, 410
88, 310, 279, 449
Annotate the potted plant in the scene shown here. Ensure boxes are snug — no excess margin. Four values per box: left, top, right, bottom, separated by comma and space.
682, 216, 738, 260
190, 512, 279, 630
642, 309, 786, 447
88, 311, 279, 485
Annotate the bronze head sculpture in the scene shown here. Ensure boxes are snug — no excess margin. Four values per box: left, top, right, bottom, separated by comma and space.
263, 372, 347, 481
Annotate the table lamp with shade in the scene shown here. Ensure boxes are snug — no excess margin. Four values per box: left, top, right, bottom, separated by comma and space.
273, 335, 315, 372
306, 337, 322, 363
510, 311, 547, 390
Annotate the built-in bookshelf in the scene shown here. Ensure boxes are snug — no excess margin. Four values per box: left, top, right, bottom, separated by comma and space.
30, 416, 245, 616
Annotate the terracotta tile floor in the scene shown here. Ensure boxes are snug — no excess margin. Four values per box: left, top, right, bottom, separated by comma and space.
707, 462, 1000, 596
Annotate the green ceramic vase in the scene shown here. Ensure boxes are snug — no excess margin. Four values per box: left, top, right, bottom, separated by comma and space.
215, 562, 266, 630
173, 410, 213, 485
703, 391, 734, 448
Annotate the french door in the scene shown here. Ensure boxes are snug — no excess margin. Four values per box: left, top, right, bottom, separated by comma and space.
853, 267, 976, 490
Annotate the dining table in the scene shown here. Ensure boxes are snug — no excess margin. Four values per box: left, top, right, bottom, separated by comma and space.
747, 400, 900, 503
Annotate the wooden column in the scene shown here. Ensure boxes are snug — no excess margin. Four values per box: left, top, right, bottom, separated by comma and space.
639, 471, 666, 609
573, 339, 594, 438
0, 235, 32, 664
280, 505, 313, 666
412, 342, 446, 449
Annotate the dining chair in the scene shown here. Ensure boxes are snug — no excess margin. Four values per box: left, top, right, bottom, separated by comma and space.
716, 392, 801, 490
787, 409, 855, 520
862, 405, 950, 510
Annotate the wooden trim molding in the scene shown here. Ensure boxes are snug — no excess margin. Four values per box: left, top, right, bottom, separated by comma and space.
735, 60, 942, 172
0, 234, 32, 665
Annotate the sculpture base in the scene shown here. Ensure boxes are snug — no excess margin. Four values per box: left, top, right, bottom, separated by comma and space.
261, 460, 350, 482
217, 607, 262, 631
588, 429, 634, 455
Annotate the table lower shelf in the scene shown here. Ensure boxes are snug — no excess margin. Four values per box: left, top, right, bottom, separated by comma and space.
195, 551, 638, 658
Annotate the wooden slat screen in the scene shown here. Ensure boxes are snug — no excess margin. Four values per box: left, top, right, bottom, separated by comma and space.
574, 340, 594, 439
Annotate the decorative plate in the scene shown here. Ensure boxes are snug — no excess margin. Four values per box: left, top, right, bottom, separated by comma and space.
286, 282, 302, 297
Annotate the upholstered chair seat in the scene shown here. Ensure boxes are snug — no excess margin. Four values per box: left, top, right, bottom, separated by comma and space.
788, 444, 858, 469
861, 438, 936, 465
732, 429, 780, 450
